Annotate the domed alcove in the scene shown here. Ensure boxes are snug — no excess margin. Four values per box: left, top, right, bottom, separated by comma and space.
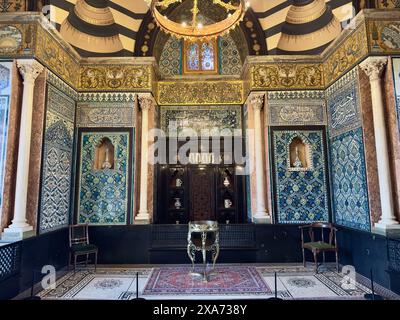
93, 137, 115, 170
288, 136, 312, 171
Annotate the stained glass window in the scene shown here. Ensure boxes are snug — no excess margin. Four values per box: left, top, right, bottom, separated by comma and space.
184, 39, 217, 74
201, 42, 215, 71
187, 42, 200, 71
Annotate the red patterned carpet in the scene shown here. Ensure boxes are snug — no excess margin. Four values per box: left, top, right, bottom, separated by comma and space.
143, 266, 271, 296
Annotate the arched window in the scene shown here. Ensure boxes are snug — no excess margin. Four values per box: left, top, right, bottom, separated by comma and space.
183, 39, 218, 74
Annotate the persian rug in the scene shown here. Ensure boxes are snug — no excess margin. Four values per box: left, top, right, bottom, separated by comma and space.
142, 266, 271, 296
36, 264, 400, 300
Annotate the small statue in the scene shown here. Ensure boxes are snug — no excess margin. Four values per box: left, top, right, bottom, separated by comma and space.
102, 146, 112, 169
293, 146, 303, 168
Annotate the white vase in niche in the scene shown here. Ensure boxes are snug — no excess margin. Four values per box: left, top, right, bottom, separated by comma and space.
176, 178, 183, 187
174, 198, 182, 209
223, 177, 230, 187
224, 199, 233, 208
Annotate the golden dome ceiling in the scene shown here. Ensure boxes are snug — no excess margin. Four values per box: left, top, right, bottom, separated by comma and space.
49, 0, 355, 57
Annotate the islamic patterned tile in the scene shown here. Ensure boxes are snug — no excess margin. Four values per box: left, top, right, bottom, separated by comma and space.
327, 68, 362, 137
39, 84, 75, 233
393, 57, 400, 134
78, 92, 136, 103
77, 132, 130, 225
76, 101, 135, 128
330, 128, 371, 231
159, 37, 182, 77
160, 105, 242, 136
272, 130, 329, 224
267, 91, 326, 126
219, 35, 242, 75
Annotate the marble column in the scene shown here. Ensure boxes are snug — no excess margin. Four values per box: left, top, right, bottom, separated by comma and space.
360, 57, 400, 231
136, 95, 153, 223
250, 94, 271, 223
2, 59, 44, 240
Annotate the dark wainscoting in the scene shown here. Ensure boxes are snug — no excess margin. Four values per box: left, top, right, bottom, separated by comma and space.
337, 226, 400, 294
89, 224, 306, 265
0, 227, 69, 300
2, 224, 400, 299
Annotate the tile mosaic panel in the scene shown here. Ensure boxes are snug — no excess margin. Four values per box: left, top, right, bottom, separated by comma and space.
267, 91, 326, 126
219, 35, 242, 76
329, 128, 370, 231
327, 68, 370, 231
393, 57, 400, 134
159, 37, 182, 77
77, 132, 130, 225
77, 101, 135, 128
327, 68, 362, 138
160, 105, 242, 136
272, 130, 329, 224
39, 84, 75, 233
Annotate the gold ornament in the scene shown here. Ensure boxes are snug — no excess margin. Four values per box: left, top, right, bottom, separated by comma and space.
145, 0, 246, 40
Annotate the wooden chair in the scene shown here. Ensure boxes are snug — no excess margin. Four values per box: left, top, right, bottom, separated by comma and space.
69, 224, 98, 272
299, 222, 339, 273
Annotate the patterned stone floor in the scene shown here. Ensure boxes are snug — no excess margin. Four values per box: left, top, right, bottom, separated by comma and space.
37, 263, 399, 300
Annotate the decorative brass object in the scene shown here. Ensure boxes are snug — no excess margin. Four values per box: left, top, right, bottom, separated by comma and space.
187, 220, 219, 281
146, 0, 246, 40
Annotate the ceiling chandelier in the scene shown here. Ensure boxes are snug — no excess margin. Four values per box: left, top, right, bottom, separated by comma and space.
144, 0, 248, 40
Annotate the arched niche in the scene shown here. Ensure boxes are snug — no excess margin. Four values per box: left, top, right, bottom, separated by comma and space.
93, 137, 115, 170
288, 136, 312, 171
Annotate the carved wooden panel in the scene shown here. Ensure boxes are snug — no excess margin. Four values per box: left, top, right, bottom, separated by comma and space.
189, 167, 215, 221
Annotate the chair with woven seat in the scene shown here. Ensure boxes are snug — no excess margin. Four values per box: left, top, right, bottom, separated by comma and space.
299, 222, 339, 273
69, 224, 98, 272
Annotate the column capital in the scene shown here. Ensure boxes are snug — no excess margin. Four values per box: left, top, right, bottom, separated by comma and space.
138, 94, 156, 111
248, 93, 264, 111
360, 56, 388, 81
16, 59, 44, 83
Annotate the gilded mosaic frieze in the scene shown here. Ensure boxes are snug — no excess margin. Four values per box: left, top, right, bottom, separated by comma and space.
79, 65, 152, 91
0, 23, 35, 56
375, 0, 400, 8
323, 23, 368, 86
250, 64, 324, 90
368, 20, 400, 54
0, 0, 27, 12
267, 91, 326, 126
36, 25, 79, 88
157, 81, 243, 105
77, 101, 135, 128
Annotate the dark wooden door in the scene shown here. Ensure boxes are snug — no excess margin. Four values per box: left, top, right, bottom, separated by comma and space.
189, 166, 215, 221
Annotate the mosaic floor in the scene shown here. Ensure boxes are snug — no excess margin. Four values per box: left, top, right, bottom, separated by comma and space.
37, 264, 399, 300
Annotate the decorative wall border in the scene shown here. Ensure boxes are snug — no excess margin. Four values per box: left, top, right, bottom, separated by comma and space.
267, 90, 327, 126
157, 80, 244, 105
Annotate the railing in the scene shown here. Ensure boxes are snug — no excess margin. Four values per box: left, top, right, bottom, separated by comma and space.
0, 241, 21, 282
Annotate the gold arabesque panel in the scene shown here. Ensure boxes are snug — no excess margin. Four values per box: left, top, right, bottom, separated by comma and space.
250, 63, 324, 90
157, 80, 244, 105
323, 22, 368, 86
36, 25, 80, 88
79, 65, 152, 91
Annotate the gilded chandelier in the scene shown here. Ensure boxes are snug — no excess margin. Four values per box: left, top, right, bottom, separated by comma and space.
144, 0, 247, 40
